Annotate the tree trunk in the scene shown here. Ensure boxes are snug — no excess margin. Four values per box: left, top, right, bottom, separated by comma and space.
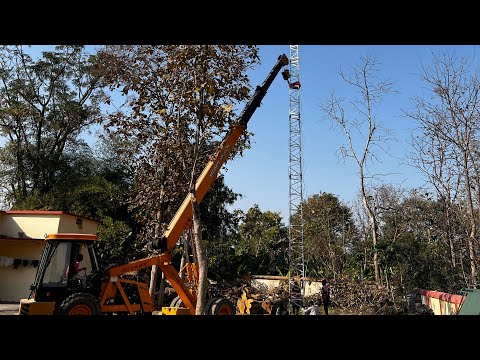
462, 153, 477, 287
371, 219, 380, 283
445, 203, 456, 270
149, 265, 158, 299
459, 244, 469, 288
157, 271, 166, 308
192, 194, 207, 315
363, 239, 368, 277
360, 176, 380, 283
149, 193, 165, 308
179, 235, 187, 280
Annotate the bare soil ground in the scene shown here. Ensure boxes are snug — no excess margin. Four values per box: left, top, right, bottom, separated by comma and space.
0, 303, 19, 315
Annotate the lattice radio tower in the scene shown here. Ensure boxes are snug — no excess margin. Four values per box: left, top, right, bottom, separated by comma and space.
287, 45, 305, 313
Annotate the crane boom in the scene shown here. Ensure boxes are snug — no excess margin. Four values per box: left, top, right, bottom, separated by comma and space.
153, 54, 289, 252
20, 53, 290, 317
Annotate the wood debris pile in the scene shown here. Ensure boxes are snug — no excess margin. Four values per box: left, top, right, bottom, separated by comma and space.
327, 277, 394, 313
208, 276, 289, 315
234, 276, 408, 314
208, 276, 401, 314
164, 276, 431, 315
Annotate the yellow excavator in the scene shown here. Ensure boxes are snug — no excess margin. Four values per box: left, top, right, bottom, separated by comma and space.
19, 54, 290, 315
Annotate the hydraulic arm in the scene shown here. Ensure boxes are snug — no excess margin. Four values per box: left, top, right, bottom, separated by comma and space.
152, 53, 289, 253
103, 54, 289, 314
19, 54, 290, 317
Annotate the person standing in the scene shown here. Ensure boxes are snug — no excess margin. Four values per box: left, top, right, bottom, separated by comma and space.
275, 302, 288, 315
290, 280, 302, 314
321, 279, 330, 315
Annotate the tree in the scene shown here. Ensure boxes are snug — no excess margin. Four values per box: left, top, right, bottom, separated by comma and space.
0, 45, 105, 206
8, 135, 137, 269
374, 190, 458, 294
408, 124, 460, 277
300, 192, 357, 279
100, 45, 259, 314
321, 55, 396, 283
236, 204, 289, 276
406, 51, 480, 287
201, 177, 245, 281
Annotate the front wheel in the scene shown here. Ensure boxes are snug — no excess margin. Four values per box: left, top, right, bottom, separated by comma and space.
57, 293, 101, 315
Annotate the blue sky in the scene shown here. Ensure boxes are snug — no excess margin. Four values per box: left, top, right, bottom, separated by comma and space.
4, 45, 480, 221
223, 45, 480, 222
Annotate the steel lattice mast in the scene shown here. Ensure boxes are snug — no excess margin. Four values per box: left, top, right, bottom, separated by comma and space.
287, 45, 305, 313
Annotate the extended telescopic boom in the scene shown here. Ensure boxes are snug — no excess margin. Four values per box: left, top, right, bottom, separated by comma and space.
152, 54, 289, 252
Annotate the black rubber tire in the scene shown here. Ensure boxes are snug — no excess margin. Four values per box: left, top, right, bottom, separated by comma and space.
208, 297, 236, 315
57, 293, 101, 315
204, 297, 218, 315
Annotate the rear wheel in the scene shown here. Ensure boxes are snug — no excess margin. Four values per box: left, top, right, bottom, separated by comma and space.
204, 297, 217, 315
206, 297, 236, 315
57, 293, 101, 315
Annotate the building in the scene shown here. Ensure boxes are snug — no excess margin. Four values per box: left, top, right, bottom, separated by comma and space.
251, 275, 324, 297
0, 210, 99, 302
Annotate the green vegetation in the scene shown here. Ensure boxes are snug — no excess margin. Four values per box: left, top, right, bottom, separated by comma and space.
1, 46, 479, 307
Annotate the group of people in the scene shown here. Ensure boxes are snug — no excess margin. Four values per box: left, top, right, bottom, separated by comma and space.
275, 278, 331, 315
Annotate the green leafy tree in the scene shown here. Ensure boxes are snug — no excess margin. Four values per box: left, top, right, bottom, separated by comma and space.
300, 192, 358, 279
376, 189, 467, 294
11, 135, 136, 269
201, 176, 243, 281
236, 204, 289, 276
0, 45, 105, 206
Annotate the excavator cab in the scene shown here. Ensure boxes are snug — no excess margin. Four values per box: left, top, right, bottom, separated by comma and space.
19, 233, 102, 315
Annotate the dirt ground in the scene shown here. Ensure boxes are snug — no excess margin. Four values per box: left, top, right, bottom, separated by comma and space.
330, 307, 375, 315
0, 301, 369, 316
0, 303, 352, 315
0, 303, 19, 315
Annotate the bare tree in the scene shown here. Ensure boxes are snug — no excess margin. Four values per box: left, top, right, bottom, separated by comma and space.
409, 129, 461, 274
406, 51, 480, 287
321, 55, 396, 283
371, 184, 406, 243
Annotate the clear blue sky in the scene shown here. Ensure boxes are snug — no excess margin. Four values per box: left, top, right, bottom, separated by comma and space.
223, 45, 480, 222
6, 45, 480, 221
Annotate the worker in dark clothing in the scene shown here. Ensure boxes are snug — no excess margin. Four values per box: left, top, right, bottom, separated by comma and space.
290, 280, 302, 314
321, 279, 330, 315
275, 302, 288, 315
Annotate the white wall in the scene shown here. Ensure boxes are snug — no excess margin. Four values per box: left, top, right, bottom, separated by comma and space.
4, 215, 59, 238
0, 239, 44, 302
58, 215, 98, 234
251, 276, 323, 297
0, 264, 38, 302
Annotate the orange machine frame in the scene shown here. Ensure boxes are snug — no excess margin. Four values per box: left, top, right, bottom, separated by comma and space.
97, 54, 289, 315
